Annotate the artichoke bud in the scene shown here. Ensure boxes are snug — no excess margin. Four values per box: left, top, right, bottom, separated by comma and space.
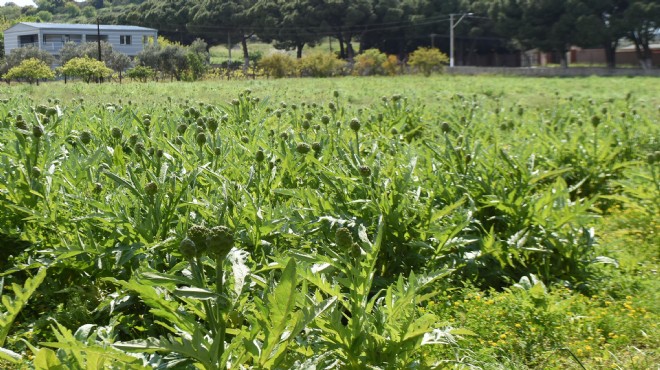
349, 118, 361, 132
591, 115, 601, 128
129, 134, 139, 146
92, 182, 103, 194
31, 166, 41, 178
196, 132, 207, 146
32, 124, 44, 138
255, 149, 265, 163
335, 228, 353, 249
134, 142, 145, 154
111, 127, 122, 139
207, 226, 234, 258
80, 131, 92, 144
179, 238, 197, 259
441, 122, 451, 133
296, 142, 311, 154
144, 181, 158, 196
188, 225, 210, 255
359, 165, 372, 177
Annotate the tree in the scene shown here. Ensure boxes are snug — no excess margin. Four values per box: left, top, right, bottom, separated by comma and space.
191, 0, 258, 73
490, 0, 581, 68
574, 0, 628, 68
317, 0, 374, 60
58, 57, 113, 83
124, 0, 197, 45
253, 0, 323, 59
623, 0, 660, 69
3, 58, 54, 85
4, 46, 54, 70
106, 52, 132, 82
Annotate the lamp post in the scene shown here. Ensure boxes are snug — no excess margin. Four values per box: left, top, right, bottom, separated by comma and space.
449, 13, 473, 68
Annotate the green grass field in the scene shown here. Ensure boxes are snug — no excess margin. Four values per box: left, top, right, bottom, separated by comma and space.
0, 75, 658, 369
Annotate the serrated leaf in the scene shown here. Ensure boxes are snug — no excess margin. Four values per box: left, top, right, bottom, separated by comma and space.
0, 267, 47, 347
449, 328, 477, 336
0, 346, 21, 363
34, 348, 63, 370
228, 249, 250, 298
173, 286, 217, 300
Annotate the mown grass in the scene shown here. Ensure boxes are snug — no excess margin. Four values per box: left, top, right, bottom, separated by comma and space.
0, 75, 658, 369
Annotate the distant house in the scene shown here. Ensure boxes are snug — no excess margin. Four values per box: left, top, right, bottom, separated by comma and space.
3, 22, 158, 59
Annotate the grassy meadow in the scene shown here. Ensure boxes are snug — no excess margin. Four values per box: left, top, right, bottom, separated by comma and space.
0, 75, 658, 369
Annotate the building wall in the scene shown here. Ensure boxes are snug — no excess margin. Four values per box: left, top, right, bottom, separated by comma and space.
573, 48, 660, 67
4, 25, 157, 58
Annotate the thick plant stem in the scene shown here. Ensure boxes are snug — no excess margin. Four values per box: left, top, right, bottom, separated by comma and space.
190, 257, 218, 337
215, 255, 227, 369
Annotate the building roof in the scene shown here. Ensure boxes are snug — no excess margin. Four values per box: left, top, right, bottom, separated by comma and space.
8, 22, 157, 32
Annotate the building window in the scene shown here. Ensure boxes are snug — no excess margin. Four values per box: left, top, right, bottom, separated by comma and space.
120, 35, 132, 45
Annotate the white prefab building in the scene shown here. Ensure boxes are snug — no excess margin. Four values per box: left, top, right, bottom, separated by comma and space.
3, 22, 158, 58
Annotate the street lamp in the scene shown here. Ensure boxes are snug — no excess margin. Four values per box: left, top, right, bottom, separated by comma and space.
450, 13, 473, 67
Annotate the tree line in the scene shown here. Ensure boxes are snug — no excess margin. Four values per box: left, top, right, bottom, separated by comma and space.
2, 0, 659, 69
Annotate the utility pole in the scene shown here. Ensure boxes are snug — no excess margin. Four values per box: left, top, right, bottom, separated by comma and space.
449, 13, 473, 68
97, 17, 103, 83
96, 17, 102, 62
227, 32, 232, 67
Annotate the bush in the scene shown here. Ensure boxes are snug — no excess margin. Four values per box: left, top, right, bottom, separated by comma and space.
382, 55, 400, 76
3, 58, 54, 84
259, 53, 297, 78
353, 49, 388, 76
126, 66, 155, 82
408, 47, 449, 76
298, 51, 346, 77
58, 57, 113, 83
4, 46, 54, 71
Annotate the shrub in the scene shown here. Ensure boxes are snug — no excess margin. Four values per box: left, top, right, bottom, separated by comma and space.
126, 66, 155, 82
298, 51, 347, 77
408, 47, 449, 76
58, 57, 113, 83
259, 53, 297, 78
4, 46, 54, 70
3, 58, 54, 84
382, 54, 400, 75
354, 49, 388, 76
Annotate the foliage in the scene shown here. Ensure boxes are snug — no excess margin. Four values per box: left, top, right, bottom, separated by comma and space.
58, 57, 114, 83
298, 51, 347, 77
0, 76, 657, 368
353, 48, 388, 76
3, 46, 54, 72
3, 58, 55, 84
258, 53, 297, 78
126, 65, 156, 82
135, 40, 210, 81
408, 47, 448, 76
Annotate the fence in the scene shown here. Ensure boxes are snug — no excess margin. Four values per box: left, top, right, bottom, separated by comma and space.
445, 66, 660, 77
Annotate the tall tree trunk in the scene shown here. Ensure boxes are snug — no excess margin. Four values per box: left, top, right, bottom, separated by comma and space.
630, 31, 652, 70
345, 34, 355, 62
604, 41, 617, 69
337, 34, 346, 59
241, 36, 250, 75
559, 46, 569, 68
296, 42, 304, 59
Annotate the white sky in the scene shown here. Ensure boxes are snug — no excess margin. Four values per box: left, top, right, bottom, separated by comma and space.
1, 1, 37, 7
